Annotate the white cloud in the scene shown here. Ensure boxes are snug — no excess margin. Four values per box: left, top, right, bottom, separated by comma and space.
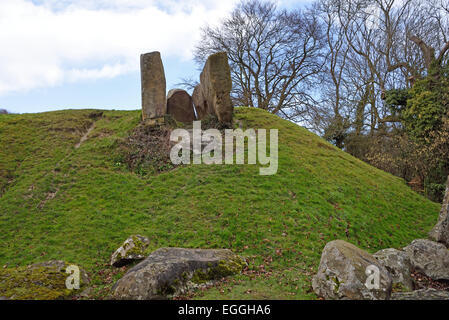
0, 0, 239, 95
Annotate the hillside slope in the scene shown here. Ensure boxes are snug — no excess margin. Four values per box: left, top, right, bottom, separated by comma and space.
0, 107, 440, 299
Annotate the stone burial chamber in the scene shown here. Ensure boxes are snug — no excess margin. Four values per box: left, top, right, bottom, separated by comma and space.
140, 51, 234, 125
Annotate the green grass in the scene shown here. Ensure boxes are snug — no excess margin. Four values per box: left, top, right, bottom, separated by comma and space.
0, 107, 440, 299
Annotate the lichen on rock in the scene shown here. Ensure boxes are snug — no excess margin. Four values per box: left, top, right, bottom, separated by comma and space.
312, 240, 392, 300
0, 260, 89, 300
112, 247, 246, 300
374, 248, 414, 292
110, 235, 150, 267
404, 239, 449, 281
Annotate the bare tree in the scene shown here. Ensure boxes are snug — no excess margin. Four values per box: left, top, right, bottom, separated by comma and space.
193, 0, 325, 125
315, 0, 354, 147
384, 0, 449, 77
317, 0, 449, 142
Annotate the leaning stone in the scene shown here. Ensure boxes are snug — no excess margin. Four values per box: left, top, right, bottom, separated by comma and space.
200, 52, 233, 123
141, 52, 167, 121
192, 84, 210, 120
374, 248, 414, 291
429, 175, 449, 247
0, 260, 89, 300
112, 248, 246, 300
391, 288, 449, 300
110, 235, 150, 267
404, 239, 449, 281
167, 89, 196, 123
312, 240, 392, 300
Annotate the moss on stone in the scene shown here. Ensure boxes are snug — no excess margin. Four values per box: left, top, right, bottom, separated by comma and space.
125, 236, 147, 257
392, 282, 409, 293
332, 276, 342, 294
191, 269, 210, 284
0, 262, 87, 300
190, 256, 246, 285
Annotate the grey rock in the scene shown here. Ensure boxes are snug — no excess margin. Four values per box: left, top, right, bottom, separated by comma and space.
167, 89, 196, 123
404, 239, 449, 280
192, 84, 209, 120
429, 175, 449, 247
374, 248, 414, 291
392, 288, 449, 300
112, 248, 246, 300
199, 52, 233, 123
110, 235, 150, 267
312, 240, 392, 300
141, 52, 166, 121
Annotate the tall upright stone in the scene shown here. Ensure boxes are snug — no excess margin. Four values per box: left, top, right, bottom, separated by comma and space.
167, 89, 196, 123
140, 52, 166, 121
429, 175, 449, 247
200, 52, 233, 123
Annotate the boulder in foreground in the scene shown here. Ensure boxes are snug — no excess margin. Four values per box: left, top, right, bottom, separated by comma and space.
404, 239, 449, 281
374, 248, 414, 291
312, 240, 392, 300
112, 248, 246, 300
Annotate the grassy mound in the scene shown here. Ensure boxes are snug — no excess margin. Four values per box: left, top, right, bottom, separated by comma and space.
0, 107, 440, 299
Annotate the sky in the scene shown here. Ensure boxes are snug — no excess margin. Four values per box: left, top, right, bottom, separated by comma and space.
0, 0, 311, 114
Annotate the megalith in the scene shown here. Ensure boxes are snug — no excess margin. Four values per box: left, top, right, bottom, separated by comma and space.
141, 52, 166, 121
167, 89, 196, 123
199, 52, 233, 123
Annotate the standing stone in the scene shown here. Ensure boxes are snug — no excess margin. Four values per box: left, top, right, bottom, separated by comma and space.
141, 52, 166, 121
200, 52, 233, 123
429, 175, 449, 247
166, 89, 196, 123
312, 240, 392, 300
192, 84, 209, 120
